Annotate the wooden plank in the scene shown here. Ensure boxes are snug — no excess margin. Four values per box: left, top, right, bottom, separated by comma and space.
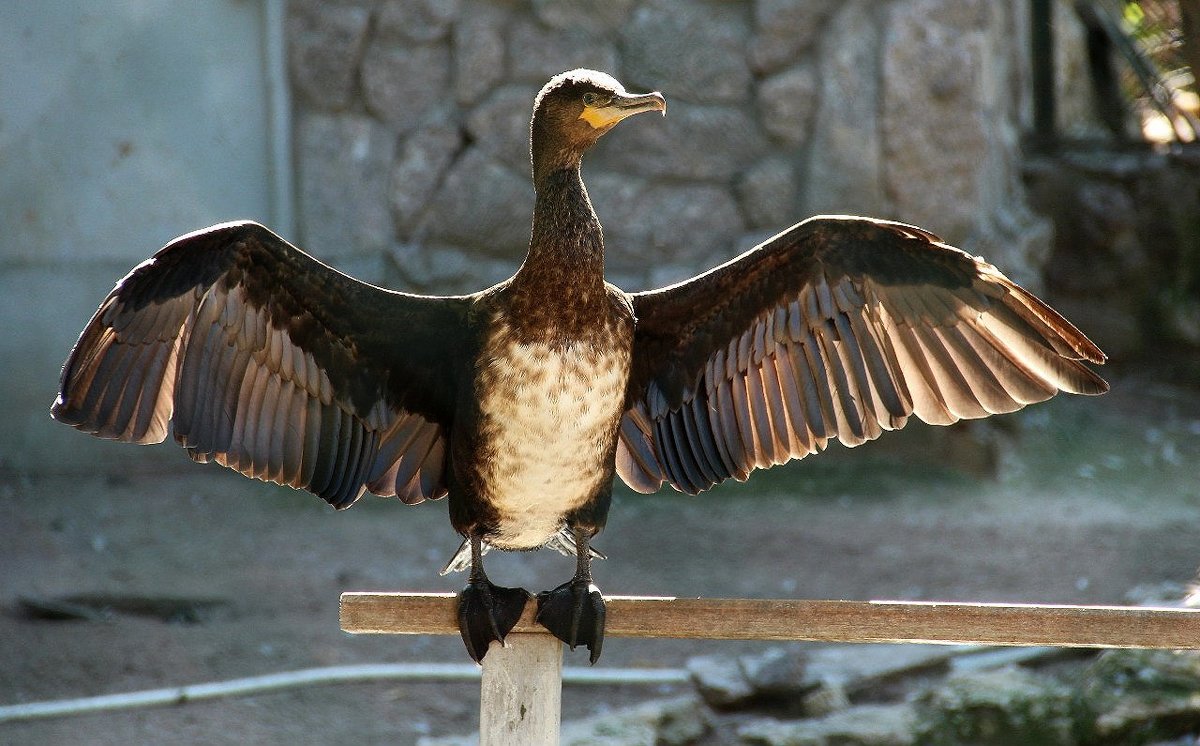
340, 593, 1200, 649
479, 634, 562, 746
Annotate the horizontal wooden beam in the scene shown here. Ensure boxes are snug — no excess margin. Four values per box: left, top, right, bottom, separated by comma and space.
340, 593, 1200, 649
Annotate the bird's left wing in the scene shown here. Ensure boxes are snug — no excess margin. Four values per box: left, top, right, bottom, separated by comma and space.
52, 221, 473, 508
617, 215, 1108, 495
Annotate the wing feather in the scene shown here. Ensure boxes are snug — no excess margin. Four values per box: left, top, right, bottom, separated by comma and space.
702, 384, 739, 477
714, 379, 749, 478
758, 352, 792, 459
312, 403, 346, 499
390, 422, 441, 502
657, 413, 694, 492
416, 435, 446, 500
262, 374, 287, 481
208, 330, 244, 451
772, 350, 816, 456
935, 324, 1020, 414
687, 393, 726, 481
677, 404, 716, 487
620, 215, 1107, 494
129, 338, 175, 441
844, 303, 907, 425
799, 327, 843, 440
910, 323, 988, 421
110, 337, 155, 440
280, 381, 305, 485
52, 221, 467, 509
751, 362, 784, 465
614, 405, 663, 493
730, 372, 758, 465
300, 395, 322, 488
215, 342, 252, 452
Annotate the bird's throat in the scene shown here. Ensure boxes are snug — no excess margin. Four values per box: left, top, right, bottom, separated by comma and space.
517, 166, 606, 297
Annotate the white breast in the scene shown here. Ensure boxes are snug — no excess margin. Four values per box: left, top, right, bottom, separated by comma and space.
476, 330, 630, 550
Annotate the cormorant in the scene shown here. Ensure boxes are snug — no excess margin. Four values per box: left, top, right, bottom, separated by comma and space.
52, 69, 1108, 663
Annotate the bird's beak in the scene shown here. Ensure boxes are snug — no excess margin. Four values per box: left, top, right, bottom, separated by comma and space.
615, 90, 667, 118
580, 91, 667, 129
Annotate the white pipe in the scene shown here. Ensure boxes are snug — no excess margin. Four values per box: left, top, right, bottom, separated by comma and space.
0, 663, 689, 723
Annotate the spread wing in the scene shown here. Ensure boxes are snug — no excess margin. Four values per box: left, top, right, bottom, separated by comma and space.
52, 221, 472, 508
617, 215, 1109, 495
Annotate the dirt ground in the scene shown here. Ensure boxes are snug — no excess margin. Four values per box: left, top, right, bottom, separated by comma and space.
3, 369, 1200, 745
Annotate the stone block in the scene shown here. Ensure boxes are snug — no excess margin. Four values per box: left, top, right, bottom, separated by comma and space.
640, 182, 744, 261
453, 1, 509, 106
591, 177, 744, 272
561, 695, 708, 746
390, 126, 464, 237
1076, 649, 1200, 744
738, 704, 918, 745
914, 667, 1075, 745
375, 0, 459, 44
685, 645, 939, 713
688, 653, 756, 709
881, 0, 992, 242
287, 2, 371, 110
465, 84, 540, 173
361, 40, 453, 134
741, 646, 810, 699
593, 102, 767, 182
970, 203, 1052, 291
419, 147, 533, 259
296, 111, 395, 256
804, 644, 957, 694
749, 0, 838, 74
387, 242, 515, 294
804, 1, 888, 217
758, 64, 819, 148
532, 0, 635, 33
507, 18, 618, 84
737, 157, 800, 230
619, 0, 752, 104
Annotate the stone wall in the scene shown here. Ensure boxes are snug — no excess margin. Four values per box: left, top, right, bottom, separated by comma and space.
287, 0, 1059, 293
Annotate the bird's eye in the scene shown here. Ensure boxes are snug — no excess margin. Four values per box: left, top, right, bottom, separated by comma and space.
582, 92, 600, 106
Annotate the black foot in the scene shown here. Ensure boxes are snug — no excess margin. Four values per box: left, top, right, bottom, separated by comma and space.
536, 580, 606, 664
457, 580, 531, 663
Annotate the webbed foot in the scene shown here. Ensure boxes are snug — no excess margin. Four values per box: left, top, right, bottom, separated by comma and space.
536, 579, 606, 664
457, 579, 531, 663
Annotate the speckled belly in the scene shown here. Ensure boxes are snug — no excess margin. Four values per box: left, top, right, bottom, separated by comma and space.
475, 335, 631, 550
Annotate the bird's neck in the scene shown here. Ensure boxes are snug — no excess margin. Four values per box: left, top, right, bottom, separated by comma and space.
516, 165, 606, 293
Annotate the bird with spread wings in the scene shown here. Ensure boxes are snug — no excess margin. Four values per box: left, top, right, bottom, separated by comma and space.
53, 70, 1107, 663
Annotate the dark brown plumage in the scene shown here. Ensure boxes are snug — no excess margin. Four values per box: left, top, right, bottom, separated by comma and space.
52, 69, 1107, 664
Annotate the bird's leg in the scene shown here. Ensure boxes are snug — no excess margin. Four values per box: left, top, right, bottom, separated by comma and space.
456, 534, 531, 663
536, 526, 606, 663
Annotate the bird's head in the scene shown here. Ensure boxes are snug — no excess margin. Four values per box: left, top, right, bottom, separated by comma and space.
530, 69, 665, 181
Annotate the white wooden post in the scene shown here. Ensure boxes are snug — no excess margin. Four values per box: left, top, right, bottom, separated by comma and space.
479, 633, 563, 745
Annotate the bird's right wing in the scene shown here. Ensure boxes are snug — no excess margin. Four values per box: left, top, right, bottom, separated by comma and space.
52, 221, 474, 508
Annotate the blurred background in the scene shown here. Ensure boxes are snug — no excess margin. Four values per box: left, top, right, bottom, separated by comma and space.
2, 1, 1200, 744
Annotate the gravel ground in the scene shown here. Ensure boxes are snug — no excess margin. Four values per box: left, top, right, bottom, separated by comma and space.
2, 372, 1199, 744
